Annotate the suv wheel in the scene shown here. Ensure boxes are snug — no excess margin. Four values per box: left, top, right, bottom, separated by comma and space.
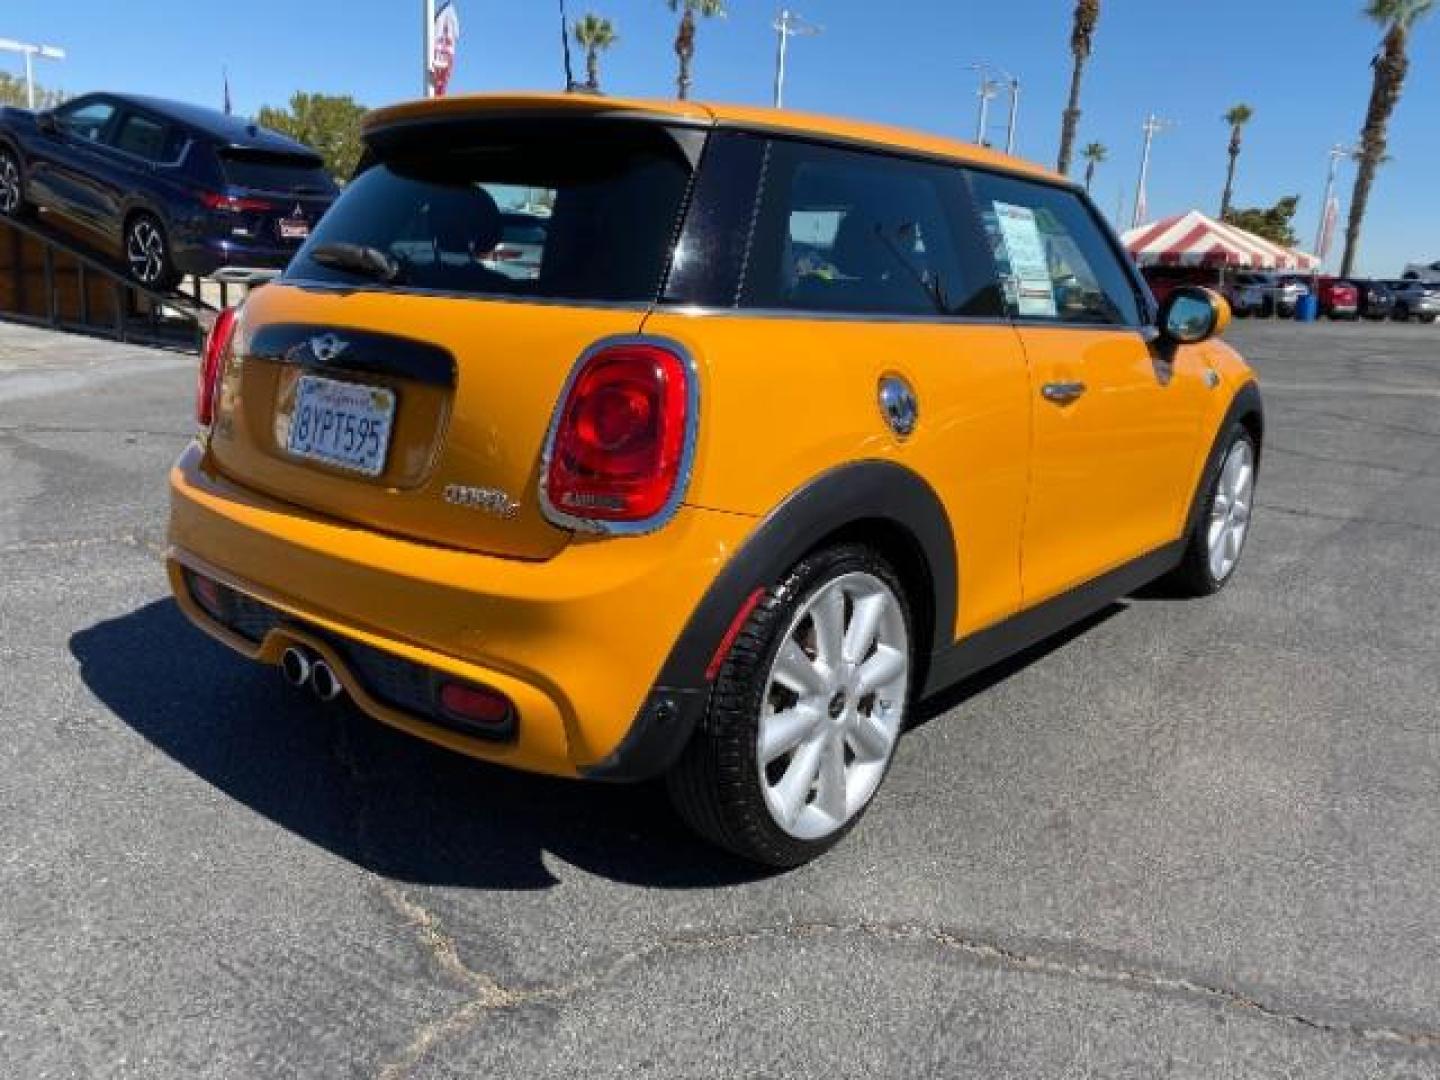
0, 147, 24, 217
1163, 425, 1256, 597
667, 544, 913, 867
125, 213, 178, 291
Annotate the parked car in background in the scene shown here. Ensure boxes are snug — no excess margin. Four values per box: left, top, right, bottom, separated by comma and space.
1402, 259, 1440, 282
1314, 277, 1358, 320
0, 92, 338, 290
1231, 272, 1307, 317
478, 211, 547, 280
1388, 279, 1440, 323
169, 93, 1264, 867
1352, 279, 1397, 320
1139, 265, 1220, 309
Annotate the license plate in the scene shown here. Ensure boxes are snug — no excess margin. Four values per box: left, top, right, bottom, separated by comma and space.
279, 217, 309, 240
286, 376, 395, 477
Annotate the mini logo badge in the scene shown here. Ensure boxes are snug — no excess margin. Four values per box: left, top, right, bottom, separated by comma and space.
310, 333, 349, 364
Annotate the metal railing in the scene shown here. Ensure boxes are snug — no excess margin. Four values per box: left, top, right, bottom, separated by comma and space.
0, 212, 265, 351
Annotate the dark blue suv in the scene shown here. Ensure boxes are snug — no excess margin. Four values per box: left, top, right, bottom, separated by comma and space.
0, 92, 338, 290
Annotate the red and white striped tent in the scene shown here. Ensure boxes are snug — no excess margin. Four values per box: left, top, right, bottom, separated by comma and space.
1122, 210, 1320, 271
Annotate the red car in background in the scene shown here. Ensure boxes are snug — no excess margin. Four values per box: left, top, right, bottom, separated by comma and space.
1314, 277, 1359, 320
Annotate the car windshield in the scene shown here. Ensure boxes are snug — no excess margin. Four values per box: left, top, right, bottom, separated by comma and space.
218, 149, 337, 195
286, 119, 694, 303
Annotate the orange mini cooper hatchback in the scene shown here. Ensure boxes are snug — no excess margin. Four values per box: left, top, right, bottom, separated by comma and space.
169, 93, 1262, 866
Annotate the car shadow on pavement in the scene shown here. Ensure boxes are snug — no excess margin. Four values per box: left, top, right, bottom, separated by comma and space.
70, 599, 773, 892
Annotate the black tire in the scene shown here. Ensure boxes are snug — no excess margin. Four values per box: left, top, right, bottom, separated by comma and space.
666, 543, 914, 868
1160, 423, 1257, 598
1393, 306, 1411, 322
1421, 315, 1437, 325
124, 212, 179, 292
0, 145, 25, 218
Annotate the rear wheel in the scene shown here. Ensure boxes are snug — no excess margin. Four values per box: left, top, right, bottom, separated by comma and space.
667, 544, 913, 867
1162, 425, 1256, 597
0, 147, 24, 217
124, 212, 178, 291
1421, 314, 1437, 325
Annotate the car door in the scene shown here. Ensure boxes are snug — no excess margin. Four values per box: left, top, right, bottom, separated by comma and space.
646, 133, 1034, 640
27, 96, 121, 233
965, 170, 1213, 605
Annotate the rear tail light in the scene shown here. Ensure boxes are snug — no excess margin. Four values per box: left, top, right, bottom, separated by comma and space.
197, 305, 240, 428
201, 192, 272, 213
541, 340, 696, 532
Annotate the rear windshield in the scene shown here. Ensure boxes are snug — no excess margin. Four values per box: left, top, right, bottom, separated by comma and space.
285, 120, 695, 303
219, 149, 337, 195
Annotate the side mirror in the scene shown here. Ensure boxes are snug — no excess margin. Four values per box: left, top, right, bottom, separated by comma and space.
1159, 286, 1229, 346
36, 111, 58, 135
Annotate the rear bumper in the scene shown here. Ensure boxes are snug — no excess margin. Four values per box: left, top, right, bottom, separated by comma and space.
167, 442, 755, 778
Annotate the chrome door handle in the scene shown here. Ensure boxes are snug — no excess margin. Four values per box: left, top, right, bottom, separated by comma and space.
1041, 381, 1087, 405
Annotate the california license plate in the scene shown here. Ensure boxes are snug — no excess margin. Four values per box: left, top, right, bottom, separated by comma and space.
287, 376, 395, 477
279, 217, 309, 240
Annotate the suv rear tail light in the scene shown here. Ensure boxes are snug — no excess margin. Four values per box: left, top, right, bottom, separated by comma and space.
197, 305, 239, 428
541, 340, 696, 532
201, 192, 272, 213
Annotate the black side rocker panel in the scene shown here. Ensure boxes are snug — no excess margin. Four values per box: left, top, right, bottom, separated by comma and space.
587, 381, 1264, 782
585, 460, 958, 781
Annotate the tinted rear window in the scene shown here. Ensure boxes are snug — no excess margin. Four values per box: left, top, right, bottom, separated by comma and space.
285, 120, 694, 303
219, 149, 336, 194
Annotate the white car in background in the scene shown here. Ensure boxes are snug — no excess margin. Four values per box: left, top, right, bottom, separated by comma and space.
1403, 260, 1440, 283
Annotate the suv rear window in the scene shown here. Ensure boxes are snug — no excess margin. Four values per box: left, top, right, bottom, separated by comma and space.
218, 149, 336, 194
286, 120, 695, 303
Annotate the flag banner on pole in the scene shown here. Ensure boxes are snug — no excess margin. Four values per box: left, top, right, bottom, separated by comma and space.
431, 1, 461, 97
1318, 195, 1339, 261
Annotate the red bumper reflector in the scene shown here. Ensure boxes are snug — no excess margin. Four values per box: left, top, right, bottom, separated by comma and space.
438, 681, 514, 727
705, 587, 768, 683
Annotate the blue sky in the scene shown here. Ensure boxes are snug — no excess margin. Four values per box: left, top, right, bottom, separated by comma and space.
4, 0, 1437, 274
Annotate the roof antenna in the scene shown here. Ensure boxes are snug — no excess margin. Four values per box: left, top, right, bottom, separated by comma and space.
559, 0, 577, 91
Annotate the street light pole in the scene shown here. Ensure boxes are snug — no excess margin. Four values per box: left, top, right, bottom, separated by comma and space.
1132, 112, 1171, 229
1003, 74, 1020, 155
772, 9, 821, 109
968, 64, 997, 146
0, 38, 67, 108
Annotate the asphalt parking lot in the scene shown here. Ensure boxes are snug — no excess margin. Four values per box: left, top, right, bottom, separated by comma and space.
3, 316, 1439, 1078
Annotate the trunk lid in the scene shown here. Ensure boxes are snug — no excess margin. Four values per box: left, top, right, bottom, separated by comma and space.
206, 111, 701, 560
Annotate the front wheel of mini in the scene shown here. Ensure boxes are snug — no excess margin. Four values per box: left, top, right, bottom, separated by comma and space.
1161, 424, 1257, 597
667, 544, 914, 868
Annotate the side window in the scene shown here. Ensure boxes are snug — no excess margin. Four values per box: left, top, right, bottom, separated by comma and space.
56, 100, 116, 143
742, 139, 1002, 318
966, 170, 1143, 327
111, 113, 181, 164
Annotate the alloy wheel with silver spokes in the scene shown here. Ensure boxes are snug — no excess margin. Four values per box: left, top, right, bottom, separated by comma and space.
757, 571, 910, 840
126, 216, 169, 287
0, 151, 22, 216
1207, 437, 1254, 583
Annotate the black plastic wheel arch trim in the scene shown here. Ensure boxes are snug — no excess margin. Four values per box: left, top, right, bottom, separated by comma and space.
583, 460, 959, 782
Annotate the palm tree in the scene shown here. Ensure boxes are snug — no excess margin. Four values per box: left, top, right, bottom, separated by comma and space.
1081, 142, 1108, 193
1219, 104, 1254, 219
665, 0, 726, 101
1341, 0, 1435, 276
573, 13, 619, 92
1056, 0, 1101, 175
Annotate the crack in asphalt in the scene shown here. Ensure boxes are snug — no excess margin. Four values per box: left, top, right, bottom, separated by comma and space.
369, 917, 1440, 1077
0, 423, 191, 440
324, 711, 1440, 1076
0, 531, 165, 556
1261, 502, 1440, 535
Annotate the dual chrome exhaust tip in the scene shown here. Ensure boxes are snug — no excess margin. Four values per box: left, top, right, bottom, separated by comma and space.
280, 645, 344, 703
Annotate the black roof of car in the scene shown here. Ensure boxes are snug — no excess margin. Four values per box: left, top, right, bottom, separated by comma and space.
103, 93, 322, 160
